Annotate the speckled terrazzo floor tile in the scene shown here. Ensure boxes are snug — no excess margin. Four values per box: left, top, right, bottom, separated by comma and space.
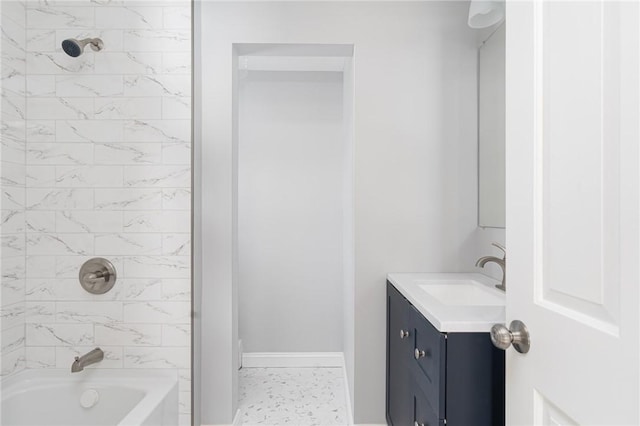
239, 367, 349, 425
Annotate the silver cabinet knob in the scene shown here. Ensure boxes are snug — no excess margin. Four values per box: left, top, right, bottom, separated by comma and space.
414, 422, 425, 426
399, 329, 409, 339
414, 348, 426, 359
490, 320, 530, 354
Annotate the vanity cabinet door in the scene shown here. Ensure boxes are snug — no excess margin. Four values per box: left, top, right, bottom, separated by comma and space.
445, 333, 505, 426
410, 306, 446, 418
387, 284, 414, 425
414, 384, 445, 426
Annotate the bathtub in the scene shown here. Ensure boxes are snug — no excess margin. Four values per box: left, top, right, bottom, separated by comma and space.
1, 369, 178, 426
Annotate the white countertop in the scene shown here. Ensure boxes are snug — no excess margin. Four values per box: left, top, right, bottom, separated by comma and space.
387, 272, 506, 333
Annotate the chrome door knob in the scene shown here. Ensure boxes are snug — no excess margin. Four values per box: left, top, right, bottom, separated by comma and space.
490, 320, 530, 354
399, 329, 409, 339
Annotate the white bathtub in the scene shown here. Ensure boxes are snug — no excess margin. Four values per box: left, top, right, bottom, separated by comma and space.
1, 369, 178, 426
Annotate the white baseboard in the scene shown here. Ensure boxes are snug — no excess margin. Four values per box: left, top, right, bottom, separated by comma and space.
241, 352, 344, 368
232, 409, 242, 426
200, 410, 241, 426
341, 354, 354, 425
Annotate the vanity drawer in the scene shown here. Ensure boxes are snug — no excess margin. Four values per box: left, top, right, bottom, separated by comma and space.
410, 306, 446, 418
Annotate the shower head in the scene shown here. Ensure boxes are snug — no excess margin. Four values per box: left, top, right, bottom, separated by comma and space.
61, 38, 104, 57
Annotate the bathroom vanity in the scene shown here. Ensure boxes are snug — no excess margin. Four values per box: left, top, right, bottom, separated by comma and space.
386, 273, 505, 426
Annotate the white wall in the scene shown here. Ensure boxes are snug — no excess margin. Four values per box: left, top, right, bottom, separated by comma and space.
0, 2, 192, 424
342, 57, 356, 413
198, 2, 479, 423
238, 71, 345, 352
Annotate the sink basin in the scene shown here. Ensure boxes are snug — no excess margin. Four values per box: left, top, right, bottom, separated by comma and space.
387, 273, 506, 332
417, 280, 504, 306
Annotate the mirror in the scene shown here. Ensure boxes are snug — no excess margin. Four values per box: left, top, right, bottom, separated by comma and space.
478, 23, 506, 228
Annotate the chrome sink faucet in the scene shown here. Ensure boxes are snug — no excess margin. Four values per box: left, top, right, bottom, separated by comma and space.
71, 347, 104, 372
475, 242, 506, 291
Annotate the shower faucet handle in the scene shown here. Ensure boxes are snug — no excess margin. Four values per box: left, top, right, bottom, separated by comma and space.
83, 270, 106, 282
79, 258, 117, 294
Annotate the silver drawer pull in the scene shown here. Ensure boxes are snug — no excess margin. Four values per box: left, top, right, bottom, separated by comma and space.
414, 422, 425, 426
399, 329, 410, 339
414, 348, 426, 359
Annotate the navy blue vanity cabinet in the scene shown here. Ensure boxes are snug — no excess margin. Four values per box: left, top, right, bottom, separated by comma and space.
387, 281, 414, 426
413, 383, 443, 426
409, 304, 446, 418
386, 281, 505, 426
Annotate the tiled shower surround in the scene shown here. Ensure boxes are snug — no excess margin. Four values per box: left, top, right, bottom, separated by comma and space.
1, 1, 192, 423
1, 0, 28, 380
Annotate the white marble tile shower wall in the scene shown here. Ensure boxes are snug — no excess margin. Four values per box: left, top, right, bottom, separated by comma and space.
19, 1, 191, 424
1, 0, 27, 378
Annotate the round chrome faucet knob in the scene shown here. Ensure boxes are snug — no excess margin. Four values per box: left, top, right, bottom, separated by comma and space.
79, 258, 117, 294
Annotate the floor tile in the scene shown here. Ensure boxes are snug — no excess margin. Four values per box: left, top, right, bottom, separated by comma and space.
239, 367, 348, 425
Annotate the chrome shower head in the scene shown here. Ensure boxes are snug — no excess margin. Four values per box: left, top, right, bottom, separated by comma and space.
61, 38, 104, 57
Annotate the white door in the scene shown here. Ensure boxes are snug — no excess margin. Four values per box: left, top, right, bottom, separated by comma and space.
505, 1, 639, 425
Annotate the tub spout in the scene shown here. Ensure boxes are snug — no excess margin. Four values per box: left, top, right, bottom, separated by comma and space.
71, 347, 104, 373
